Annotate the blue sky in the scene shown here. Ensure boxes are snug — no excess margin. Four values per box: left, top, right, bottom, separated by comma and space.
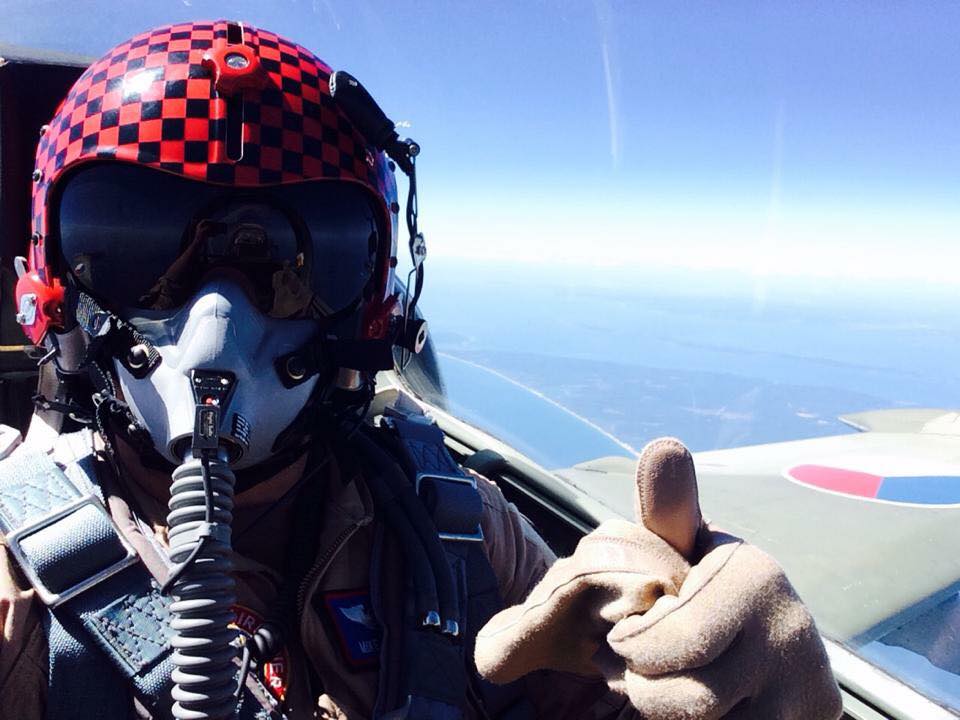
3, 1, 959, 283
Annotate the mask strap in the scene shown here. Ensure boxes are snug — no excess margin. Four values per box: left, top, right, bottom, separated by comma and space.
74, 292, 161, 379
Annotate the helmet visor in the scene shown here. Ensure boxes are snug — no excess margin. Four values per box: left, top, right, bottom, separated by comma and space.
56, 163, 382, 319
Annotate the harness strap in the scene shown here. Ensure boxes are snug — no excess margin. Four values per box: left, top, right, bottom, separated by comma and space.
0, 434, 284, 720
0, 441, 165, 718
380, 408, 534, 720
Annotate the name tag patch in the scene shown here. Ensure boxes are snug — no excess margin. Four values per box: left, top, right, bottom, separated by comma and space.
321, 589, 382, 669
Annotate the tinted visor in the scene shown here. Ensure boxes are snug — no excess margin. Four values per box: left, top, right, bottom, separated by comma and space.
57, 164, 382, 319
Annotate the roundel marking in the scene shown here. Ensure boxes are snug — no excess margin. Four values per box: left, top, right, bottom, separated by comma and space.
785, 464, 960, 507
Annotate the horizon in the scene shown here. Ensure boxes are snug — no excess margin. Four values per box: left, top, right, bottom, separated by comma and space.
1, 1, 957, 288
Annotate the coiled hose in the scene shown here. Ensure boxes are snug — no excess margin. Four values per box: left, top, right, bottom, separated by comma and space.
166, 452, 239, 720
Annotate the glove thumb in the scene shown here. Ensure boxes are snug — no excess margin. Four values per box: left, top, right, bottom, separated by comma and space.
634, 437, 702, 559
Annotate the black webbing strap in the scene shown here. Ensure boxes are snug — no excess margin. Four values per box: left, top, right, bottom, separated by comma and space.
74, 292, 160, 379
275, 334, 396, 389
379, 411, 534, 720
386, 414, 483, 543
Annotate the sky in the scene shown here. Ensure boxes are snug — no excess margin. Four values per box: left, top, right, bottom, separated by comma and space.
2, 1, 959, 285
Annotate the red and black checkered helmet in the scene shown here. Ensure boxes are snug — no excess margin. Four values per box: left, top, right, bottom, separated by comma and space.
15, 19, 399, 345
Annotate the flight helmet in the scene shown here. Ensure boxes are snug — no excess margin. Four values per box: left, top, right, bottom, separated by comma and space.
13, 20, 411, 468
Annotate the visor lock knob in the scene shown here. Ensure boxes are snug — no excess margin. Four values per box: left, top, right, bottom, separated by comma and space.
127, 344, 150, 370
285, 355, 307, 382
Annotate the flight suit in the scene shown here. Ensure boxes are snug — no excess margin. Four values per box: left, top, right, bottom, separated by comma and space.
0, 433, 627, 720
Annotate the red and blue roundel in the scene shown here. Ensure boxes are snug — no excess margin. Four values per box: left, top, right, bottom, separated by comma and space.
786, 464, 960, 507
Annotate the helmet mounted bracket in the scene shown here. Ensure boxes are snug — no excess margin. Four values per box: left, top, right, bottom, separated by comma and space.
329, 70, 426, 372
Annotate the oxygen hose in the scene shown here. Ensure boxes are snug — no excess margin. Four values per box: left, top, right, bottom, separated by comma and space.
167, 450, 238, 720
164, 370, 242, 720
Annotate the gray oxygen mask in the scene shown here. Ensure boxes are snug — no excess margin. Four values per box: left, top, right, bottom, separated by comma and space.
114, 276, 321, 719
115, 276, 320, 469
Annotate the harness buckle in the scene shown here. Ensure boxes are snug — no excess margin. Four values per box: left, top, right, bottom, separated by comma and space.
5, 494, 138, 607
414, 472, 484, 543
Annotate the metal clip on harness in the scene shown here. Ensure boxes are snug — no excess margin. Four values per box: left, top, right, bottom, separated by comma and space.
164, 370, 240, 720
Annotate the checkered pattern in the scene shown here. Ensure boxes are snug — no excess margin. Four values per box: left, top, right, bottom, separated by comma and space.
29, 19, 398, 290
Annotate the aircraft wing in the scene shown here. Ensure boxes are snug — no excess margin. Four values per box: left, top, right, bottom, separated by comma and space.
388, 361, 960, 716
555, 410, 960, 646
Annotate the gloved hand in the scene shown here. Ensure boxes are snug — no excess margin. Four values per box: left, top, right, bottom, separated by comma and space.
475, 437, 842, 720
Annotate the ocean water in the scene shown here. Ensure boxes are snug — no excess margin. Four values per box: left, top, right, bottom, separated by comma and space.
415, 261, 960, 468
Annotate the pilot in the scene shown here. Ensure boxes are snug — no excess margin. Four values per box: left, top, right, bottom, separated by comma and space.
0, 21, 842, 720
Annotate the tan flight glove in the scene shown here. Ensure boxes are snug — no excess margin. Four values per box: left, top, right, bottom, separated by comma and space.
475, 437, 842, 720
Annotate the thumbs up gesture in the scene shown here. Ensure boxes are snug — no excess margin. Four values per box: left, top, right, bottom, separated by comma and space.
474, 438, 842, 720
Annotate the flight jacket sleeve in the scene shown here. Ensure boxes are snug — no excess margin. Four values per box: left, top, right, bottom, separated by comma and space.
0, 538, 46, 720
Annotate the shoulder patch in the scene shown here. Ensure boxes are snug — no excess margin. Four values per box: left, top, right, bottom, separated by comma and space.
320, 588, 382, 670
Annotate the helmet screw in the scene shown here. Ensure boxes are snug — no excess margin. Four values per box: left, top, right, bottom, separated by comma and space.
285, 355, 307, 381
127, 344, 149, 370
390, 201, 400, 214
30, 233, 41, 245
224, 52, 250, 69
31, 169, 43, 183
39, 124, 49, 137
